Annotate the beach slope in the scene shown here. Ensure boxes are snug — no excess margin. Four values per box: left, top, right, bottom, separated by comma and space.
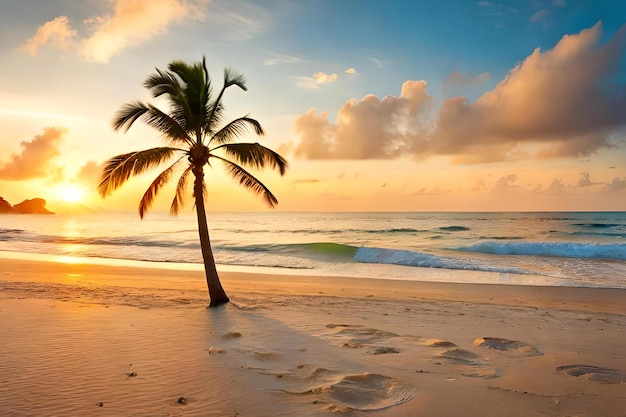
1, 257, 625, 416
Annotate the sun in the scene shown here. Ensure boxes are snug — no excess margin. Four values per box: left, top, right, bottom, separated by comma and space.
55, 184, 86, 203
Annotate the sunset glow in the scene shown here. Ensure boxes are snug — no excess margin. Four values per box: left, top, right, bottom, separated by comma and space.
54, 184, 86, 204
0, 1, 625, 212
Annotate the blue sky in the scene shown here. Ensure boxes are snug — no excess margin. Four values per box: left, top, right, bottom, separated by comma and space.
1, 0, 625, 212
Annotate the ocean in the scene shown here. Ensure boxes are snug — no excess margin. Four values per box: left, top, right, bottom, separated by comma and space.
1, 211, 625, 288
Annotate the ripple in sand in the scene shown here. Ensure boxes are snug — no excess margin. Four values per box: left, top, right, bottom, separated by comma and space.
316, 373, 415, 411
473, 337, 543, 357
557, 365, 626, 384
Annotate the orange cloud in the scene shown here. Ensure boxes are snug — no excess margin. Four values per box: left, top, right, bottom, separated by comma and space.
18, 16, 77, 56
19, 0, 209, 63
75, 161, 103, 187
441, 70, 491, 95
434, 22, 626, 162
294, 80, 432, 159
293, 22, 626, 163
0, 128, 66, 180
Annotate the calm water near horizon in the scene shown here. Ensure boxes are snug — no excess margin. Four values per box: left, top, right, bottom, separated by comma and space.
1, 211, 625, 289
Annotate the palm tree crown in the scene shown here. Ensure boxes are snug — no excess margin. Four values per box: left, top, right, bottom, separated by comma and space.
98, 57, 287, 306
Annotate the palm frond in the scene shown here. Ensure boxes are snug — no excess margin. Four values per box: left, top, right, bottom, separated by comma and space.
143, 106, 193, 146
213, 156, 279, 207
169, 60, 211, 134
223, 67, 247, 91
170, 165, 192, 216
144, 68, 181, 98
144, 68, 192, 130
212, 143, 288, 175
139, 157, 185, 218
209, 116, 264, 146
206, 67, 248, 135
112, 101, 150, 132
98, 147, 181, 197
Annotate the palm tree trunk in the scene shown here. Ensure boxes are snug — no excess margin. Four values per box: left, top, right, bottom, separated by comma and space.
193, 169, 229, 307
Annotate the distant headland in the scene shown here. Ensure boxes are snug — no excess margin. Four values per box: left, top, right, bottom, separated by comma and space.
0, 196, 54, 214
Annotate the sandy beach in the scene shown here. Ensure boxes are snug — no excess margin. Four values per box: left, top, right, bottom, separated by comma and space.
1, 257, 625, 416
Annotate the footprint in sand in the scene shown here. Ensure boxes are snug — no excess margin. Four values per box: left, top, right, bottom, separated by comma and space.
438, 347, 483, 364
421, 338, 457, 348
284, 367, 416, 411
557, 365, 626, 384
473, 337, 543, 357
245, 364, 416, 411
422, 338, 502, 380
421, 339, 482, 364
325, 324, 402, 354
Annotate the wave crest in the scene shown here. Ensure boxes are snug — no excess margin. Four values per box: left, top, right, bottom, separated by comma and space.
459, 241, 626, 261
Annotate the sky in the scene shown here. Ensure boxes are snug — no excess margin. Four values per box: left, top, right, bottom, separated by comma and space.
1, 0, 626, 213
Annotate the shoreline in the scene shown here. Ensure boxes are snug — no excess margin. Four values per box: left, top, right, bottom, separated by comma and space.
1, 255, 625, 314
1, 256, 625, 416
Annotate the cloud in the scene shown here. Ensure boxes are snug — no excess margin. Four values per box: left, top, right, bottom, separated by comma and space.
313, 72, 338, 84
604, 177, 626, 193
263, 53, 303, 66
442, 70, 491, 94
294, 80, 432, 159
436, 22, 626, 162
19, 0, 210, 63
491, 174, 523, 193
0, 128, 66, 180
529, 9, 551, 27
18, 16, 77, 56
294, 72, 338, 89
75, 161, 104, 187
553, 0, 566, 7
536, 178, 567, 194
477, 1, 519, 16
204, 0, 268, 42
292, 22, 626, 163
576, 172, 602, 187
370, 58, 385, 69
344, 68, 357, 75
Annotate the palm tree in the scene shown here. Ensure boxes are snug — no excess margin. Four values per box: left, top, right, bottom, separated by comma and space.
98, 57, 287, 307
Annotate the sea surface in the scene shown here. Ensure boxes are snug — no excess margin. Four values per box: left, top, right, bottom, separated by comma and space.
1, 211, 625, 288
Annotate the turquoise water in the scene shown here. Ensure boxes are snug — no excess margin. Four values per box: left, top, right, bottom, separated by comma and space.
1, 211, 625, 288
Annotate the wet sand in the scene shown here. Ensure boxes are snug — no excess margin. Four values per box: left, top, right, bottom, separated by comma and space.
1, 257, 625, 416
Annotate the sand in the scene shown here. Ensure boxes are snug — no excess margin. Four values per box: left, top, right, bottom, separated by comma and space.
1, 257, 625, 416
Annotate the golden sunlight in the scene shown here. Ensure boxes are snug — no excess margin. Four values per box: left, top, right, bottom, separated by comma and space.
54, 184, 86, 203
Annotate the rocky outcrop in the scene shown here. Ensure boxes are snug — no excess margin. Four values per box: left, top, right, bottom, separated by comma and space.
0, 197, 54, 214
0, 197, 15, 213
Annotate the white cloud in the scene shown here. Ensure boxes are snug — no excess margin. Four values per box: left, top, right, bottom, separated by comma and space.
370, 58, 385, 69
529, 9, 551, 27
263, 53, 303, 66
344, 67, 357, 75
294, 72, 338, 89
312, 72, 338, 84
